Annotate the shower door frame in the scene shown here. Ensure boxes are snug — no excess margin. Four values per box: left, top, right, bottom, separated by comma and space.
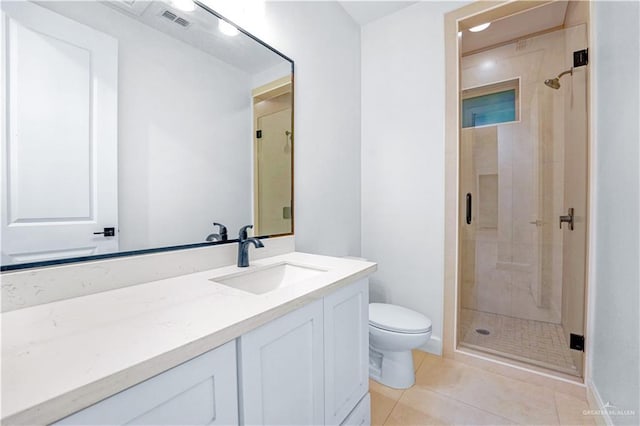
443, 0, 594, 384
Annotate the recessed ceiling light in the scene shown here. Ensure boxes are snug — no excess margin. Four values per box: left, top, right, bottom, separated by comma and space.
171, 0, 195, 12
218, 20, 239, 36
469, 22, 491, 32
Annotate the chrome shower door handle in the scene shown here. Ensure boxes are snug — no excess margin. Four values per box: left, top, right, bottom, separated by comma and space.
559, 208, 574, 230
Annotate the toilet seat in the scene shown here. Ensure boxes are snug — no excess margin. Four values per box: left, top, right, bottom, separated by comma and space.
369, 303, 432, 334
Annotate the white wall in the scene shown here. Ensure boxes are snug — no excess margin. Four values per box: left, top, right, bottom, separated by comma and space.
589, 1, 640, 424
232, 2, 362, 257
361, 2, 465, 354
116, 21, 253, 250
251, 61, 292, 88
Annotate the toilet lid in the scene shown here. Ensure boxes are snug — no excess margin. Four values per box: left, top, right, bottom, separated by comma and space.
369, 303, 432, 334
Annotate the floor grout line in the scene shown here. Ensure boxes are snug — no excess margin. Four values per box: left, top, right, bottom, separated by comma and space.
405, 383, 529, 425
551, 392, 563, 426
378, 377, 523, 426
375, 351, 589, 425
440, 391, 521, 425
412, 356, 560, 425
381, 389, 405, 426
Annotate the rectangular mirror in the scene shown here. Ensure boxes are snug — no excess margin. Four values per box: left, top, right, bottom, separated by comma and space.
1, 0, 294, 270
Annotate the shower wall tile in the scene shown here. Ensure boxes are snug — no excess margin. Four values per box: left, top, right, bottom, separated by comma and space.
497, 183, 513, 247
511, 270, 533, 290
542, 245, 563, 322
475, 240, 498, 280
511, 243, 533, 266
511, 285, 560, 323
477, 277, 512, 316
460, 279, 476, 310
461, 240, 476, 275
472, 127, 498, 170
511, 129, 533, 166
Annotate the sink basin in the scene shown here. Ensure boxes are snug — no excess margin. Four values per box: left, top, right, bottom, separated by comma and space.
210, 262, 327, 295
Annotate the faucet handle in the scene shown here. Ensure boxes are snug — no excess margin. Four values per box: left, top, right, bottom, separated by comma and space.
238, 224, 253, 241
213, 223, 227, 241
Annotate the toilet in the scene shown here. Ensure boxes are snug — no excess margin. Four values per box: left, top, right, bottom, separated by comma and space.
368, 303, 432, 389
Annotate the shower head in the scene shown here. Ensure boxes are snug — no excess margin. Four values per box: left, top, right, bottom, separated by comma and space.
544, 68, 573, 89
544, 78, 561, 89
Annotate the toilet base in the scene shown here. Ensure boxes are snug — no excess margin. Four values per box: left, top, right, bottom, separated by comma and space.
369, 346, 415, 389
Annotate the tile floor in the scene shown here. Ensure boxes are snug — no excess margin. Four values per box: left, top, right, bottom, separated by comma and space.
370, 350, 595, 425
458, 309, 578, 375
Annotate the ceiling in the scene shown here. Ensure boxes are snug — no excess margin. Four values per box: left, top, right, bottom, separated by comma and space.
461, 1, 569, 55
338, 1, 417, 26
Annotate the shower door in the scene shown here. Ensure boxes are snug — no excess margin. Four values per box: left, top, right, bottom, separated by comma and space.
457, 24, 588, 377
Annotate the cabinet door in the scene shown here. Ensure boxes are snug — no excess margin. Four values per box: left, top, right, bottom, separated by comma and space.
54, 340, 238, 425
324, 279, 369, 425
240, 299, 324, 425
340, 393, 371, 426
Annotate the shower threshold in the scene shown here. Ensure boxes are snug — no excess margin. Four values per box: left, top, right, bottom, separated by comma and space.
459, 342, 580, 377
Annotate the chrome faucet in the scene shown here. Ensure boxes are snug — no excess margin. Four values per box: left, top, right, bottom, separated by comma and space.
206, 222, 228, 242
237, 225, 264, 267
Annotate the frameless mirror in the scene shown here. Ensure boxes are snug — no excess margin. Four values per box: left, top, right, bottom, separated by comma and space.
1, 0, 294, 270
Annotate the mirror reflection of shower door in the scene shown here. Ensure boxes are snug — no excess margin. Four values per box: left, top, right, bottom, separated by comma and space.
458, 23, 588, 377
252, 76, 293, 237
256, 108, 292, 236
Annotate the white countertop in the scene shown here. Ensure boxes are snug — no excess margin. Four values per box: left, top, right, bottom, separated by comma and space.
1, 252, 376, 425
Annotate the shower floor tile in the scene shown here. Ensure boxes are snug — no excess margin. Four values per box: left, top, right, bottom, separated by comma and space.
459, 308, 578, 375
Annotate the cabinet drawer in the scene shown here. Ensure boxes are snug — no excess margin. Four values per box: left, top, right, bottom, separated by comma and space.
54, 340, 238, 425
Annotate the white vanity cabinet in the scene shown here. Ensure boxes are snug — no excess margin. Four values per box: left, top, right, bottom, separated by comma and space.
239, 298, 325, 425
54, 340, 238, 426
239, 278, 369, 426
341, 394, 371, 426
324, 279, 369, 425
50, 279, 369, 426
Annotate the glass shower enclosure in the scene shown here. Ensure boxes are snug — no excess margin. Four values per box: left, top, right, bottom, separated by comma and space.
457, 24, 589, 377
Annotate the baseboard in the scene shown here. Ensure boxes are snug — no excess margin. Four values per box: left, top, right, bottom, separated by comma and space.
420, 335, 442, 355
586, 379, 613, 426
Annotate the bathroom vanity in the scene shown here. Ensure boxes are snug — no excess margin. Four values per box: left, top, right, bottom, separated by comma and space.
1, 251, 376, 425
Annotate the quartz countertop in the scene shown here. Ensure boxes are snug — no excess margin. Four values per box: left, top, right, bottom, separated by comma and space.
1, 252, 376, 425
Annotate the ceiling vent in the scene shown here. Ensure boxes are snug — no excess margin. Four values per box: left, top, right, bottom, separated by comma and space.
160, 9, 191, 28
174, 17, 190, 27
161, 10, 177, 20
